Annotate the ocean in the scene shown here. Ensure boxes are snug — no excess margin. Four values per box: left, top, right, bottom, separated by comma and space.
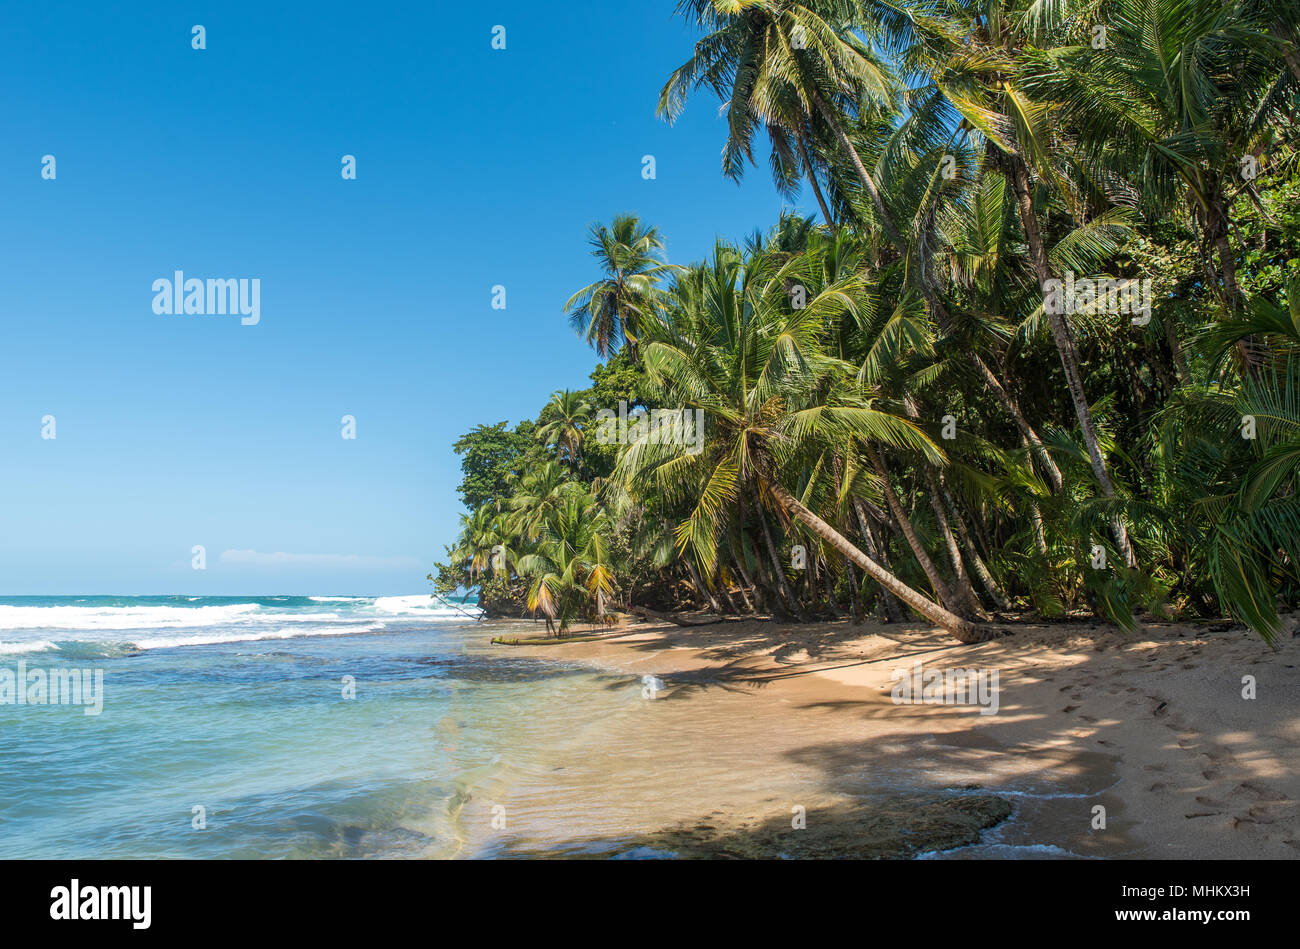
0, 595, 1093, 860
0, 594, 638, 859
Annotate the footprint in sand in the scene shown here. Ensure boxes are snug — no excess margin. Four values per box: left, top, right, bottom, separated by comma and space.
1236, 781, 1290, 802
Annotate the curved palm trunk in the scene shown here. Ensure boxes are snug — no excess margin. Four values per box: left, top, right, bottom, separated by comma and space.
756, 500, 803, 618
1008, 154, 1136, 568
867, 447, 962, 611
812, 93, 1064, 494
767, 482, 995, 643
968, 354, 1064, 492
797, 132, 835, 233
813, 92, 904, 249
924, 469, 987, 618
852, 497, 905, 622
938, 475, 1011, 612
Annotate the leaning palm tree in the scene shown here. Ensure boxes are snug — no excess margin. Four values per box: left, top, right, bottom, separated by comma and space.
663, 2, 1068, 497
659, 0, 900, 241
903, 0, 1140, 565
615, 240, 996, 641
564, 215, 678, 360
449, 505, 515, 583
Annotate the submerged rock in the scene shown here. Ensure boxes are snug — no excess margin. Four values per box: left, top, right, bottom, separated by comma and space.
625, 792, 1015, 859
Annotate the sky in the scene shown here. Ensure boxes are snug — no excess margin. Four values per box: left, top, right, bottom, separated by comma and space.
0, 1, 797, 595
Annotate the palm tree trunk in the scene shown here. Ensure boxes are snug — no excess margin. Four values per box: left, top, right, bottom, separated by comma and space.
728, 550, 754, 612
938, 475, 1011, 611
924, 468, 987, 618
844, 559, 864, 624
967, 354, 1064, 492
813, 93, 1065, 493
798, 132, 835, 232
852, 498, 905, 622
684, 557, 725, 614
1202, 182, 1262, 374
1008, 154, 1136, 568
767, 482, 996, 643
867, 447, 962, 609
757, 500, 802, 617
731, 544, 764, 611
813, 92, 905, 249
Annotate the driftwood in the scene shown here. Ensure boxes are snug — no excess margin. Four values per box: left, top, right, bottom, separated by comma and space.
611, 604, 744, 628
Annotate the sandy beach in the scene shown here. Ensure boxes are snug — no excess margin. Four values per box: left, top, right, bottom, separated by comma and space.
475, 615, 1300, 858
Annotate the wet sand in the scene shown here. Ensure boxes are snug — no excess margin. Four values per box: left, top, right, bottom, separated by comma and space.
461, 615, 1300, 858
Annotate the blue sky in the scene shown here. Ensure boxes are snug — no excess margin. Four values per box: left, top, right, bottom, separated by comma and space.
0, 1, 794, 594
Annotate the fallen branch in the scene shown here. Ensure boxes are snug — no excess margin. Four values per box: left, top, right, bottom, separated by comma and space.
612, 604, 734, 627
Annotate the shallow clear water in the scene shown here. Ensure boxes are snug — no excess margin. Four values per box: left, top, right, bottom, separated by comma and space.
0, 595, 637, 858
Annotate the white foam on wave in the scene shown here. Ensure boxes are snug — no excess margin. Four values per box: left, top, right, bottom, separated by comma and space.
372, 594, 481, 618
0, 604, 264, 631
133, 623, 385, 650
308, 596, 367, 602
0, 604, 366, 633
0, 640, 57, 655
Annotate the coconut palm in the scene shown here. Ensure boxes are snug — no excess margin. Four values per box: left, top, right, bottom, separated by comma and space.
516, 493, 616, 633
564, 215, 678, 360
659, 0, 901, 241
615, 240, 995, 641
536, 389, 593, 470
1021, 0, 1296, 366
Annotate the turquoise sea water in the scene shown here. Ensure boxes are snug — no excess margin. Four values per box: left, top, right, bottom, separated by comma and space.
0, 595, 631, 858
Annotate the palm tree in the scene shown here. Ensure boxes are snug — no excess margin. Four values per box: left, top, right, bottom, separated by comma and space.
616, 240, 995, 641
536, 389, 593, 470
449, 505, 515, 583
1022, 0, 1295, 369
564, 215, 677, 360
663, 3, 1068, 495
659, 0, 899, 240
504, 461, 582, 542
516, 493, 616, 633
903, 0, 1140, 564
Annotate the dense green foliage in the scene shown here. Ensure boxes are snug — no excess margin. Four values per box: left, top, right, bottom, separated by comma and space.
435, 0, 1299, 640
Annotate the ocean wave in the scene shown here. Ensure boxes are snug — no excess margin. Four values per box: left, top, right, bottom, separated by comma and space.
0, 603, 264, 631
0, 640, 57, 655
0, 624, 393, 658
130, 624, 387, 651
373, 595, 480, 618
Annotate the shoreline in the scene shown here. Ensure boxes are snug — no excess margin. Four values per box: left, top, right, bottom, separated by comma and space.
474, 615, 1299, 858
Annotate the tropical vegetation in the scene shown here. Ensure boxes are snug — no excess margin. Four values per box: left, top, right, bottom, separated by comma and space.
432, 0, 1300, 642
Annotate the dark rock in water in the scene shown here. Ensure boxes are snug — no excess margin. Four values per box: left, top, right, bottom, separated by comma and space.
621, 792, 1015, 860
